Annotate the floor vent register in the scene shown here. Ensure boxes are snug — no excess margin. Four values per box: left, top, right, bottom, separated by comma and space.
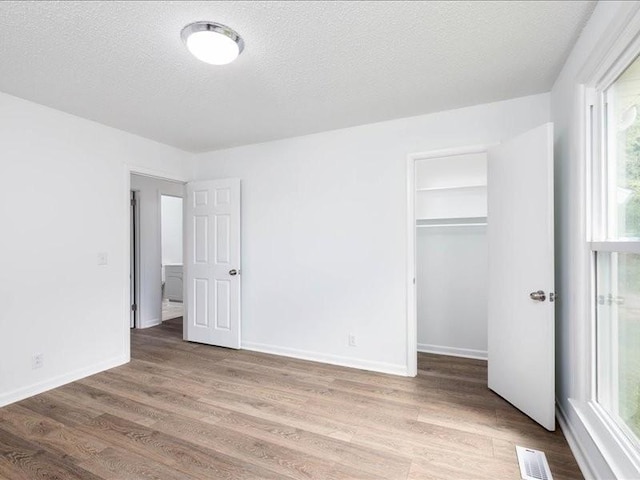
516, 446, 553, 480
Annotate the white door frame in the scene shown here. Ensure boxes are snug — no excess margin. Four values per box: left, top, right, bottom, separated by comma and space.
123, 165, 189, 361
131, 190, 140, 328
405, 144, 495, 377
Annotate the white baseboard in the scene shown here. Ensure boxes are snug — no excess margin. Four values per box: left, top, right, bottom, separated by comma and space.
139, 318, 161, 329
241, 341, 409, 376
417, 343, 487, 360
556, 401, 597, 480
0, 355, 128, 408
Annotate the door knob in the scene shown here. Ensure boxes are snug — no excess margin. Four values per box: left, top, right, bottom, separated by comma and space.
229, 269, 238, 276
529, 290, 546, 302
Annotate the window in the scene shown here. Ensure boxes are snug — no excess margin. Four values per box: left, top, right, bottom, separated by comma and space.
593, 53, 640, 451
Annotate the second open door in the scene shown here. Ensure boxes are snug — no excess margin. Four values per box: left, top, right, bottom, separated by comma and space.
184, 179, 241, 349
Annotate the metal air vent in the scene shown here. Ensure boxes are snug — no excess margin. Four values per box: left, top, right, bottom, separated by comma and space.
516, 446, 553, 480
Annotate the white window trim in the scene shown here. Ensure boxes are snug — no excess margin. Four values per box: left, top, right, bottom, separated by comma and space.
590, 241, 640, 254
576, 5, 640, 477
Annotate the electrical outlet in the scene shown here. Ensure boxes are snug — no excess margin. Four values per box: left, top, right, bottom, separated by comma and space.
97, 252, 108, 266
32, 353, 44, 369
348, 334, 357, 347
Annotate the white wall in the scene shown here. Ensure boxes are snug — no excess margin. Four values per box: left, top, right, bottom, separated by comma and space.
161, 195, 183, 266
131, 175, 184, 328
0, 92, 191, 407
416, 227, 488, 359
551, 2, 640, 478
193, 93, 551, 375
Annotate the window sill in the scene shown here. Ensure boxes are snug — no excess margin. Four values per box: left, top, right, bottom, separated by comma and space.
570, 398, 640, 479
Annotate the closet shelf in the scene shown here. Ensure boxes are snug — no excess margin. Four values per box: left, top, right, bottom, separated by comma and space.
416, 184, 486, 192
416, 216, 487, 228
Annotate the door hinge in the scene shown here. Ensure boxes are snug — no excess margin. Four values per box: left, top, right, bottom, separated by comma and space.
131, 198, 137, 207
131, 304, 137, 312
550, 292, 558, 302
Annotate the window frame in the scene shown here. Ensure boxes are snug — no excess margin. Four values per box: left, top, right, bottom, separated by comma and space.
588, 46, 640, 470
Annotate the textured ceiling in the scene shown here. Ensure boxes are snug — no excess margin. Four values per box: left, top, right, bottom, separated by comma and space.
0, 1, 595, 152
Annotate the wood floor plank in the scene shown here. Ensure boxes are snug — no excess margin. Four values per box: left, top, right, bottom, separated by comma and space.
52, 382, 171, 427
408, 454, 521, 480
0, 427, 102, 480
77, 445, 191, 480
352, 419, 495, 460
78, 413, 286, 480
151, 413, 387, 480
0, 318, 583, 479
0, 405, 66, 438
19, 392, 101, 427
0, 404, 108, 463
78, 371, 231, 423
217, 409, 412, 479
201, 394, 359, 442
111, 362, 312, 409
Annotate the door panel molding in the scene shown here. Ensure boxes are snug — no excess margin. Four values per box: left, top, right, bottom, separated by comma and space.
185, 178, 241, 348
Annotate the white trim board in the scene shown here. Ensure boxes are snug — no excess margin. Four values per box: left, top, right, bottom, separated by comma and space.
0, 355, 128, 408
556, 401, 599, 480
417, 343, 487, 360
139, 318, 162, 329
241, 341, 409, 377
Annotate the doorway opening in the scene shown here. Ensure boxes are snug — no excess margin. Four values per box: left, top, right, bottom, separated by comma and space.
129, 173, 185, 331
126, 173, 243, 356
161, 194, 184, 322
406, 146, 490, 377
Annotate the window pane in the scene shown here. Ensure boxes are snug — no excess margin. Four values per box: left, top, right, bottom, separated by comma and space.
606, 55, 640, 239
596, 251, 640, 446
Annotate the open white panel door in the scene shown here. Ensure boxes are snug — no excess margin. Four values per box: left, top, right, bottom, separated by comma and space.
487, 123, 555, 431
185, 179, 241, 349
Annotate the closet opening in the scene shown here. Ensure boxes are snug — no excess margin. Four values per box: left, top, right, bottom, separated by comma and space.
407, 146, 490, 376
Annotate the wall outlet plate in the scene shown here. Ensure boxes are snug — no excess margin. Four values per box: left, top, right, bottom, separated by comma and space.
32, 353, 44, 369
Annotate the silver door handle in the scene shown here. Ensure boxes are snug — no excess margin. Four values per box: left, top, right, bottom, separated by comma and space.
229, 269, 238, 276
529, 290, 546, 302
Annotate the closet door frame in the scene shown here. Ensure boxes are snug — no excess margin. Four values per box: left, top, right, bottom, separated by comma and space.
405, 144, 494, 377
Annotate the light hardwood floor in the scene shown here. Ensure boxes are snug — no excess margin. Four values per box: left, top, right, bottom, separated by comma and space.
0, 318, 583, 479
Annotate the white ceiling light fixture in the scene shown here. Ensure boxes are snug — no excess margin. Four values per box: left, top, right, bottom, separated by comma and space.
181, 21, 244, 65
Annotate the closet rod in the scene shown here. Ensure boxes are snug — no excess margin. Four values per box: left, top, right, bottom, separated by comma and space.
416, 222, 487, 228
416, 216, 487, 228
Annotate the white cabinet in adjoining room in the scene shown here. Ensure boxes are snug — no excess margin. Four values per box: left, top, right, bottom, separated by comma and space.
164, 264, 183, 302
